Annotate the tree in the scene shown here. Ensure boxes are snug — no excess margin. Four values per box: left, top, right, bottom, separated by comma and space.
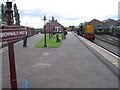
1, 3, 6, 22
13, 3, 20, 25
69, 25, 72, 30
71, 25, 75, 31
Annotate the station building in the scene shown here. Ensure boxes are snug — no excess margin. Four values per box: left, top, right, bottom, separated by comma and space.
45, 16, 65, 33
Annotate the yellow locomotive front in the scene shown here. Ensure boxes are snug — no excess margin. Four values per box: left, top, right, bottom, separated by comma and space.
84, 24, 95, 41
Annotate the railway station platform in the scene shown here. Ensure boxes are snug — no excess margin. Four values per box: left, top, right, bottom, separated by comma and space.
1, 32, 119, 88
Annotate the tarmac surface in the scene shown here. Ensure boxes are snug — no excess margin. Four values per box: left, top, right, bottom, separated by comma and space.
2, 32, 118, 88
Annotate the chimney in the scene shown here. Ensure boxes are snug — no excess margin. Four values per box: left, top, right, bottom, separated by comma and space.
52, 16, 54, 21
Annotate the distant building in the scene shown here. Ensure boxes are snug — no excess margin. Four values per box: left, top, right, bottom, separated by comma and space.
89, 19, 104, 28
87, 18, 119, 28
103, 18, 119, 27
45, 16, 64, 33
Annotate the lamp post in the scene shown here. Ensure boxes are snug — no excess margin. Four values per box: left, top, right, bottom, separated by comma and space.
42, 15, 47, 47
3, 0, 18, 89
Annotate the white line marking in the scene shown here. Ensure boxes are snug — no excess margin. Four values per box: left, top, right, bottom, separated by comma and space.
94, 43, 120, 59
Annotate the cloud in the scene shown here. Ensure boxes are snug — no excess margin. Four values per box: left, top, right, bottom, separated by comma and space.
20, 16, 44, 28
10, 0, 120, 28
20, 10, 44, 17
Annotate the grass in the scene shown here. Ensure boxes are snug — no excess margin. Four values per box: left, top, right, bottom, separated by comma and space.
35, 34, 63, 48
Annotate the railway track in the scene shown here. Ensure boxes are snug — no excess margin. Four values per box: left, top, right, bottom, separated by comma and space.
93, 41, 119, 57
93, 35, 120, 57
74, 33, 120, 57
95, 35, 119, 46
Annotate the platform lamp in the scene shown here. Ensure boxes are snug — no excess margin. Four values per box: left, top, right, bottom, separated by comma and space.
3, 0, 18, 89
3, 0, 15, 25
42, 15, 47, 47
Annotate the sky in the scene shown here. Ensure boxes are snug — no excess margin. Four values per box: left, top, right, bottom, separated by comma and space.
1, 0, 120, 28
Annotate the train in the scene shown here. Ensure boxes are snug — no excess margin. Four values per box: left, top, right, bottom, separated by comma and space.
76, 23, 95, 41
94, 26, 104, 35
93, 25, 120, 38
84, 24, 95, 41
22, 26, 36, 37
75, 23, 120, 41
104, 25, 120, 38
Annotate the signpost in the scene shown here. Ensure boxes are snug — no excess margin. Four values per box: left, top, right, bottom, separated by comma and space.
1, 0, 26, 89
0, 27, 26, 89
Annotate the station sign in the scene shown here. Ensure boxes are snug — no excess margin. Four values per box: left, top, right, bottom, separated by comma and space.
0, 26, 26, 42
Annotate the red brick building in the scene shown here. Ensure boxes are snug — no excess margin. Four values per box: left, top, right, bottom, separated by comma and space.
45, 16, 64, 33
89, 19, 104, 28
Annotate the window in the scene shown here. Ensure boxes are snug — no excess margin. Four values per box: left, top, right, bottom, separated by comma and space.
55, 27, 60, 31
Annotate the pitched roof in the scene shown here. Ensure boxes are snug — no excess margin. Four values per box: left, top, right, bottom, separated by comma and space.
89, 19, 104, 27
103, 18, 119, 26
50, 20, 64, 28
50, 16, 64, 28
103, 18, 117, 22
